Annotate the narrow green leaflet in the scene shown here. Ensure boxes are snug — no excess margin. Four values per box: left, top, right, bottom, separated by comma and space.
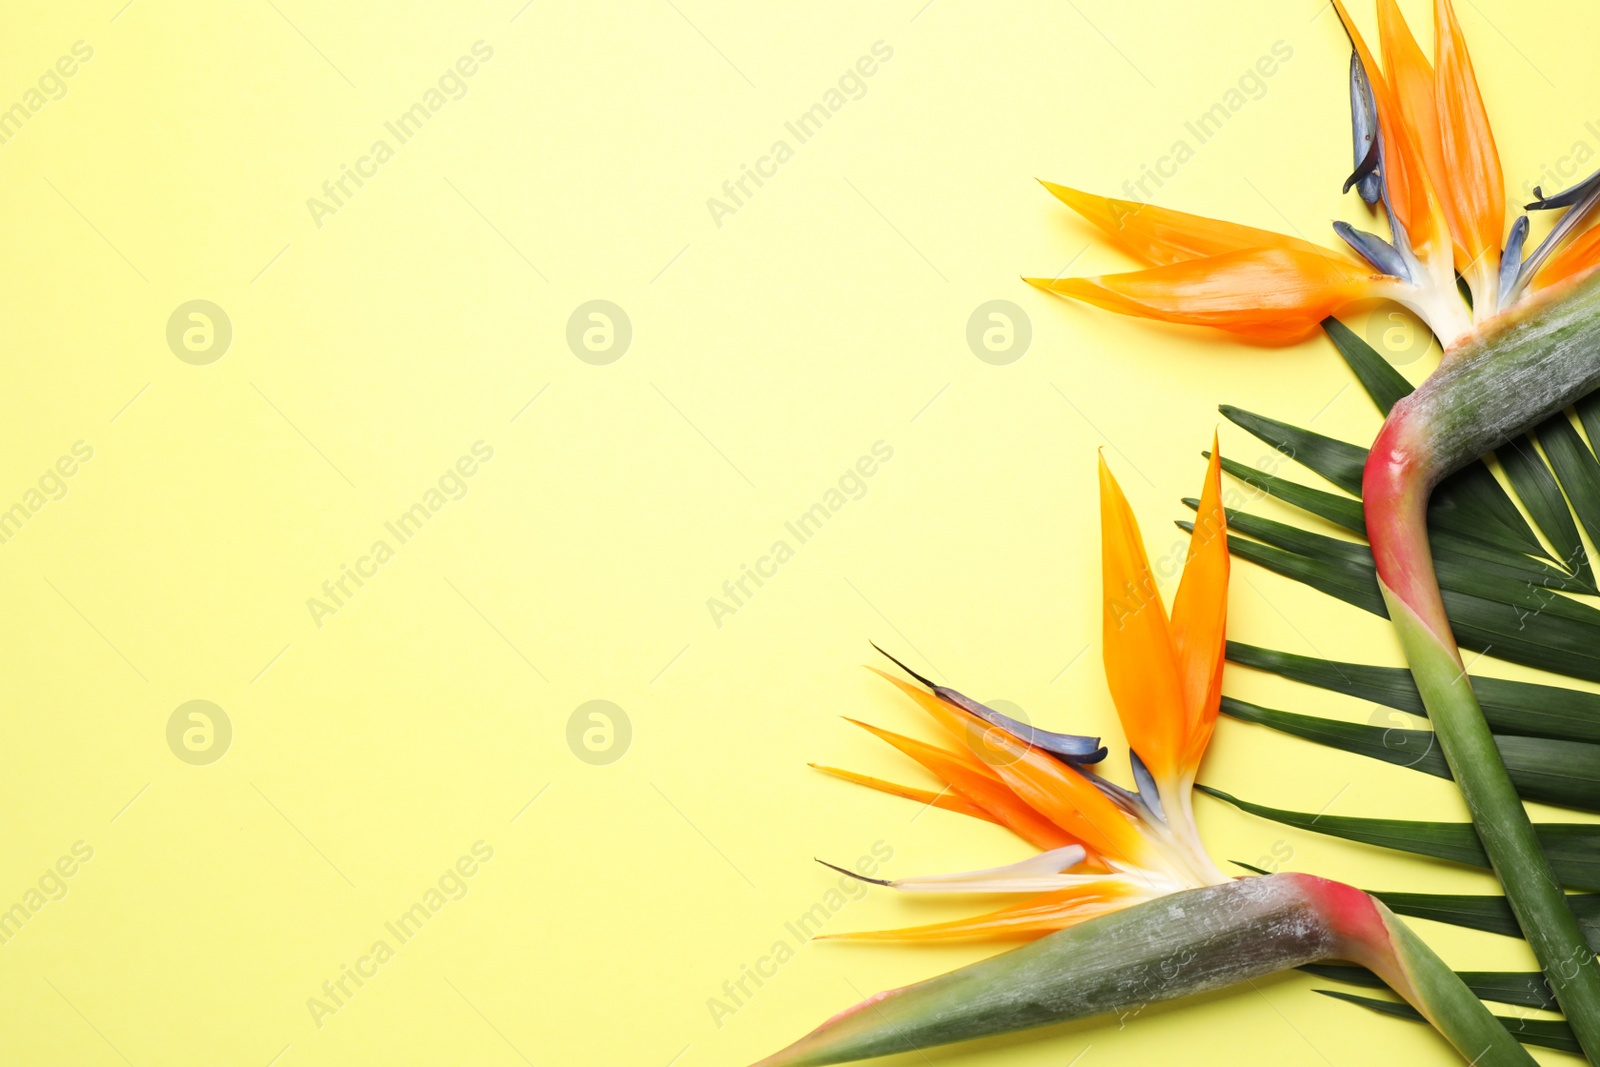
1225, 641, 1600, 745
1302, 963, 1555, 1010
1179, 521, 1385, 612
1197, 787, 1600, 890
1321, 317, 1411, 413
1497, 433, 1592, 587
1537, 413, 1600, 560
1368, 890, 1600, 949
1220, 696, 1600, 811
1209, 451, 1365, 532
1218, 405, 1367, 495
1577, 391, 1600, 453
1427, 525, 1579, 585
1315, 992, 1577, 1055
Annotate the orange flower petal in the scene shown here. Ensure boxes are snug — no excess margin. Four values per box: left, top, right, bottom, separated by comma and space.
1039, 182, 1336, 267
1028, 248, 1387, 344
1376, 0, 1449, 228
1532, 225, 1600, 292
871, 671, 1152, 866
821, 883, 1142, 943
1333, 0, 1451, 261
1099, 456, 1186, 783
1433, 0, 1505, 278
1170, 442, 1229, 772
809, 764, 1001, 824
974, 725, 1159, 869
844, 717, 1081, 853
1374, 0, 1500, 288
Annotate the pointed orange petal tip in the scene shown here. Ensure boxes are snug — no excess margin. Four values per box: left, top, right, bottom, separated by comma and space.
1375, 0, 1453, 248
1039, 178, 1085, 205
1095, 450, 1117, 508
1333, 0, 1451, 261
1331, 1, 1373, 75
1038, 181, 1133, 241
810, 763, 1000, 823
1036, 183, 1339, 267
1375, 0, 1441, 164
1433, 0, 1505, 280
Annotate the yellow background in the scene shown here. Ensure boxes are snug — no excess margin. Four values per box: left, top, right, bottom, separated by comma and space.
0, 0, 1594, 1063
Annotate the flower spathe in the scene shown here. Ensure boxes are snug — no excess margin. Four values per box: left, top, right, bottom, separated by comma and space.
755, 443, 1538, 1067
808, 445, 1230, 944
1026, 0, 1600, 350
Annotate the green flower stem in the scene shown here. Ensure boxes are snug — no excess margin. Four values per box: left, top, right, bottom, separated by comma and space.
750, 874, 1532, 1067
1374, 904, 1543, 1062
1375, 576, 1600, 1054
1363, 269, 1600, 1059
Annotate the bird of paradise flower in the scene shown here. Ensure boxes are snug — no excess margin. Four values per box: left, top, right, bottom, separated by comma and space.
1026, 1, 1597, 344
1023, 0, 1600, 1056
752, 449, 1532, 1067
810, 452, 1233, 941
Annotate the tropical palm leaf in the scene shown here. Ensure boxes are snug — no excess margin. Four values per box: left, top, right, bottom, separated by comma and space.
1196, 318, 1600, 1051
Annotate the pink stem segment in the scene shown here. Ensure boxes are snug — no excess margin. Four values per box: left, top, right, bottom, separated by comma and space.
1361, 279, 1600, 1055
